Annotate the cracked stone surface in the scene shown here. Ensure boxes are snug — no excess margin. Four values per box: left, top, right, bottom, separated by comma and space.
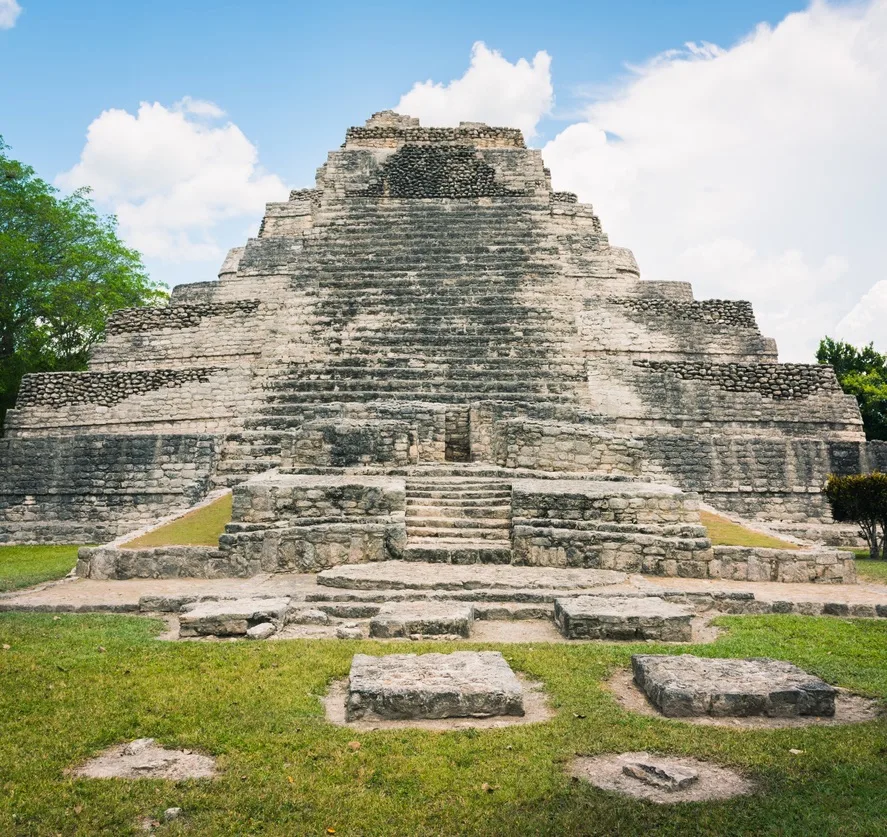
632, 654, 837, 718
178, 597, 290, 637
554, 595, 693, 640
622, 759, 699, 791
346, 651, 524, 720
369, 601, 474, 638
570, 752, 753, 804
318, 562, 627, 591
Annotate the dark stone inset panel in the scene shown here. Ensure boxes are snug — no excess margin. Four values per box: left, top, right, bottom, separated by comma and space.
354, 145, 529, 199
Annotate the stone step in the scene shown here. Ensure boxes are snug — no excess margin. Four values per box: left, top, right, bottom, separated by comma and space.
402, 539, 513, 565
406, 489, 512, 500
405, 517, 511, 531
406, 479, 512, 489
406, 526, 510, 542
405, 506, 510, 520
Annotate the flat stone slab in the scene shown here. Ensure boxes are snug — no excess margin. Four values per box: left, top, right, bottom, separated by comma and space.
178, 597, 290, 637
632, 654, 837, 718
346, 651, 524, 721
318, 561, 626, 591
369, 601, 474, 638
554, 595, 693, 641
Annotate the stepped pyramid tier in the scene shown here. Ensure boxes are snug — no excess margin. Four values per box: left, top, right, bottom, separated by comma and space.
0, 110, 881, 564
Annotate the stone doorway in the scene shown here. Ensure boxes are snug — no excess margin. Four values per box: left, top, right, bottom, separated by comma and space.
445, 408, 471, 462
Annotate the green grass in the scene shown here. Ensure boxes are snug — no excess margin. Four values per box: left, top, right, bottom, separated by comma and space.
0, 545, 80, 593
700, 511, 799, 549
854, 555, 887, 584
122, 494, 232, 549
1, 614, 886, 835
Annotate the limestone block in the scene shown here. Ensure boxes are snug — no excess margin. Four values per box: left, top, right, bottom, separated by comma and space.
554, 596, 693, 641
345, 651, 524, 721
369, 602, 474, 638
632, 654, 836, 718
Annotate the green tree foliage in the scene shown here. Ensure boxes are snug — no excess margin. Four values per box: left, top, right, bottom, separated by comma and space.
0, 138, 166, 429
824, 472, 887, 559
817, 337, 887, 440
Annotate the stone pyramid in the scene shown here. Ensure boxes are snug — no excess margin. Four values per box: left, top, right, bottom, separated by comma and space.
0, 110, 880, 555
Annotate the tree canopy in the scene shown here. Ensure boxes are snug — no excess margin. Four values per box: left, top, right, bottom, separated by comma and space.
824, 472, 887, 559
0, 138, 166, 429
816, 337, 887, 440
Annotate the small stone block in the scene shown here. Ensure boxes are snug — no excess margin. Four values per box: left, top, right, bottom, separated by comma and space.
554, 596, 693, 641
246, 622, 277, 640
369, 602, 474, 638
178, 597, 290, 637
622, 760, 699, 791
346, 651, 524, 721
632, 654, 837, 718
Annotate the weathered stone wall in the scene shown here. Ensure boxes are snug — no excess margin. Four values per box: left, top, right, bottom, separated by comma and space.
710, 545, 856, 584
220, 474, 407, 573
76, 545, 241, 580
287, 419, 417, 467
491, 418, 644, 474
510, 479, 714, 575
0, 435, 220, 544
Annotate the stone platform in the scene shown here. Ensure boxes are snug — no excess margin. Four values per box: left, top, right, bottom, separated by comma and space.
369, 601, 474, 638
632, 654, 837, 718
345, 651, 524, 721
554, 596, 693, 641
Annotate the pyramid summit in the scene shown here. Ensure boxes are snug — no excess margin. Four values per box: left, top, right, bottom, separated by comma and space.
0, 112, 877, 579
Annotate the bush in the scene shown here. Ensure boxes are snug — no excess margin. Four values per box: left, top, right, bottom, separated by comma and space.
824, 472, 887, 559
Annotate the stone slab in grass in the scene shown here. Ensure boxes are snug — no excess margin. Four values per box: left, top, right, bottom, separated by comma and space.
346, 651, 524, 721
178, 597, 290, 637
632, 654, 837, 718
554, 595, 693, 641
369, 601, 474, 638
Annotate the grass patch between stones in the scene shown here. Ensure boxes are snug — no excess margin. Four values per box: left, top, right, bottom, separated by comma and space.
854, 555, 887, 584
122, 494, 233, 549
1, 612, 886, 835
700, 511, 799, 549
0, 544, 80, 593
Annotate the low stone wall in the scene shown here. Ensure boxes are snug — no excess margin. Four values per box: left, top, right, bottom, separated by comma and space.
76, 545, 243, 580
511, 479, 713, 575
220, 474, 407, 573
709, 546, 856, 584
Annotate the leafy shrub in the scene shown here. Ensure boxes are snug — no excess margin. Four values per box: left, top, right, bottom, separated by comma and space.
825, 472, 887, 559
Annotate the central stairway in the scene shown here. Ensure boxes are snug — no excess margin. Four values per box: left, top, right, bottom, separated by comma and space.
402, 476, 513, 564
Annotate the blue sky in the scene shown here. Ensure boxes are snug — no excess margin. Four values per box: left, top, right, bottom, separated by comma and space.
2, 1, 806, 186
2, 0, 886, 361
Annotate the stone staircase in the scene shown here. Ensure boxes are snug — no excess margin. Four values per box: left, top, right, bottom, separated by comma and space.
402, 476, 513, 564
212, 432, 285, 487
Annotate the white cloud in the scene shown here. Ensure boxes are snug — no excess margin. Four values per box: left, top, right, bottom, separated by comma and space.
0, 0, 22, 29
539, 0, 887, 361
57, 99, 286, 263
396, 42, 553, 138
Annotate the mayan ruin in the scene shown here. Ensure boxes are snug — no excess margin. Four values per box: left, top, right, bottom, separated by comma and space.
0, 111, 875, 585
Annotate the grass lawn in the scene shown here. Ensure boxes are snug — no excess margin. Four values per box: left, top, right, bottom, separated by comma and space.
700, 511, 799, 549
852, 553, 887, 584
122, 494, 233, 549
0, 545, 80, 593
1, 614, 886, 835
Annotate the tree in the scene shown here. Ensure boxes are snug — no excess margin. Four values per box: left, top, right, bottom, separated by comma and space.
0, 137, 166, 430
816, 337, 887, 440
824, 473, 887, 559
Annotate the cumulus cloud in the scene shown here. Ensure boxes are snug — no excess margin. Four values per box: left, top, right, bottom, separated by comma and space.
57, 99, 286, 263
0, 0, 22, 29
541, 0, 887, 361
396, 42, 553, 137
